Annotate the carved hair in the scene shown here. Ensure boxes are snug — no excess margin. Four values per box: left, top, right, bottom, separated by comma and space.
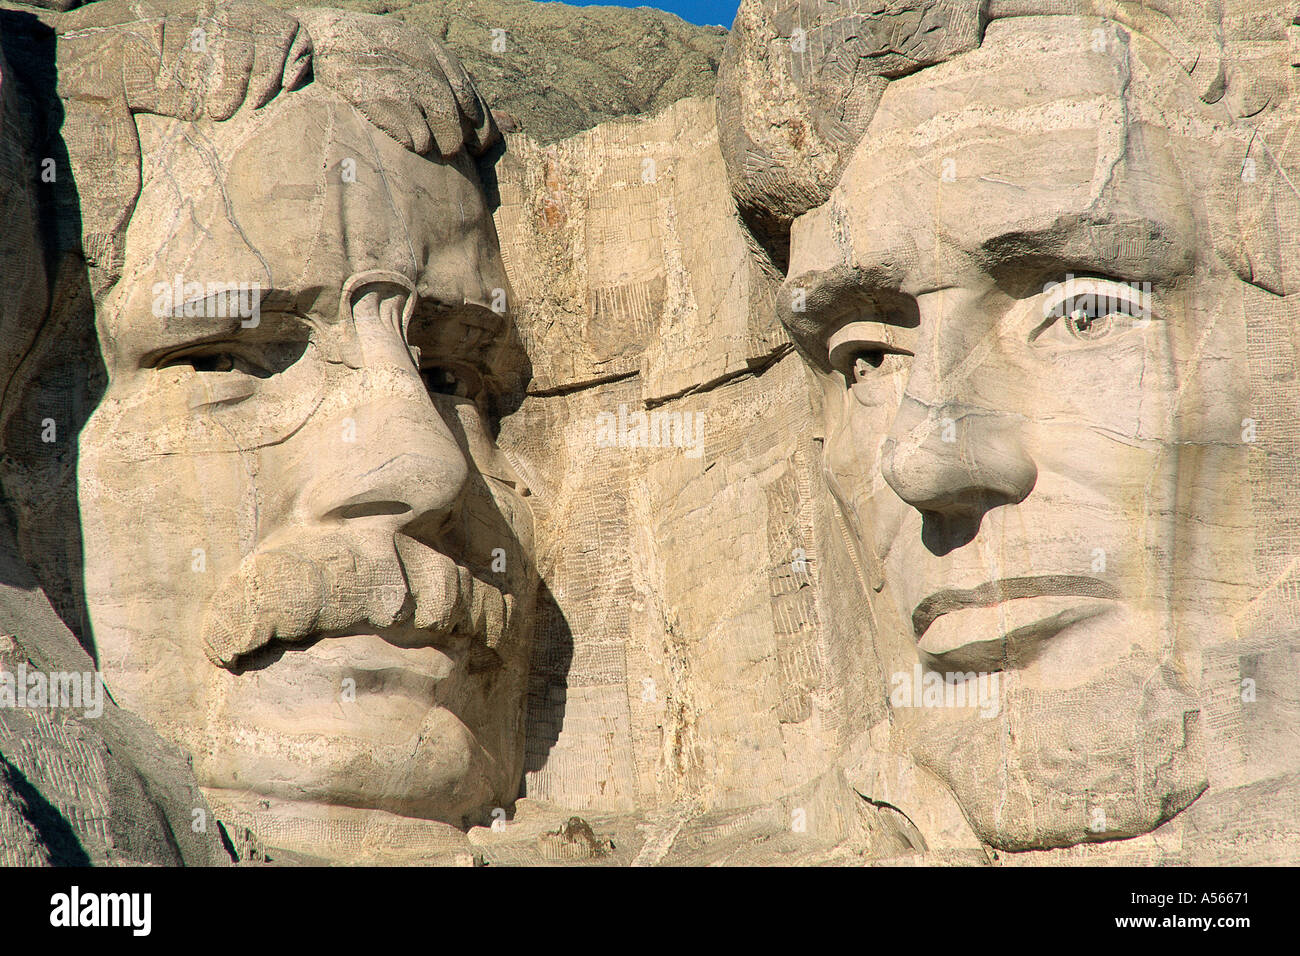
54, 0, 499, 294
718, 0, 1297, 283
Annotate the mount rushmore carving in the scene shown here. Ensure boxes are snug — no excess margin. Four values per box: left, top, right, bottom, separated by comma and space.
0, 0, 1295, 865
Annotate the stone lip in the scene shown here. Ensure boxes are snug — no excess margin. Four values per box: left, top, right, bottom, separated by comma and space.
911, 575, 1123, 638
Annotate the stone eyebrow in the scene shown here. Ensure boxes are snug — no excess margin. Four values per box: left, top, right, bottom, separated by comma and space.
972, 216, 1196, 286
143, 299, 313, 368
777, 263, 921, 371
780, 263, 916, 349
784, 263, 911, 318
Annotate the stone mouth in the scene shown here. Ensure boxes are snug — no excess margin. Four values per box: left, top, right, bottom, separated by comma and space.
911, 575, 1122, 638
916, 596, 1118, 673
224, 567, 514, 677
206, 532, 516, 675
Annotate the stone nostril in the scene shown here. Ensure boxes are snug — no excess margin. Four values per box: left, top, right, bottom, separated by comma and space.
300, 444, 467, 533
920, 511, 983, 556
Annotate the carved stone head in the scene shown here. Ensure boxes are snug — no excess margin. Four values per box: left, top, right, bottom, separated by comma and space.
47, 2, 537, 854
723, 0, 1299, 850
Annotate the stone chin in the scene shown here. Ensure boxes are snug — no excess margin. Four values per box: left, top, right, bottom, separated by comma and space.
896, 657, 1208, 851
184, 565, 528, 826
195, 666, 501, 824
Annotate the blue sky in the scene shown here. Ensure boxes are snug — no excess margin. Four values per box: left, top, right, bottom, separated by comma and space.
552, 0, 740, 29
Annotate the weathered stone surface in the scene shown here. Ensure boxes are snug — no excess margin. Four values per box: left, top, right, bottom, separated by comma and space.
262, 0, 727, 144
723, 0, 1300, 861
0, 530, 229, 866
493, 99, 874, 823
0, 0, 1296, 868
0, 19, 226, 866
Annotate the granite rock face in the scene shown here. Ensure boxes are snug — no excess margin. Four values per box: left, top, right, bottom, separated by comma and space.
0, 20, 226, 866
261, 0, 728, 144
0, 0, 1297, 867
717, 0, 1300, 862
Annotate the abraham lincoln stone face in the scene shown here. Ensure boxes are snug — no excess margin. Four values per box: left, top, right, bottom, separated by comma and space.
777, 17, 1276, 849
77, 84, 538, 838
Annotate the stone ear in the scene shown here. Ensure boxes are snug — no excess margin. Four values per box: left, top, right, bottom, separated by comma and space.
1204, 118, 1300, 298
1232, 134, 1300, 296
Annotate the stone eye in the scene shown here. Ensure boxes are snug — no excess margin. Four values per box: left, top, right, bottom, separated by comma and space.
858, 350, 885, 369
827, 320, 916, 387
155, 337, 308, 378
853, 351, 884, 380
1065, 307, 1116, 341
1033, 278, 1154, 347
161, 351, 243, 373
421, 364, 475, 398
844, 347, 909, 386
189, 353, 238, 372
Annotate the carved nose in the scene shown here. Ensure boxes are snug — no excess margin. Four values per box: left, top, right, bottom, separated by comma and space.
880, 396, 1037, 521
321, 446, 468, 531
299, 390, 470, 536
301, 283, 469, 533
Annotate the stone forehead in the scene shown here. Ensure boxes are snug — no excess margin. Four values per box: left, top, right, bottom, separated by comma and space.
118, 88, 496, 314
859, 26, 1131, 157
811, 38, 1181, 261
101, 85, 527, 396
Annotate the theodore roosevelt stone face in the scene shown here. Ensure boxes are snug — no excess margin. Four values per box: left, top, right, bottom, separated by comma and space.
777, 18, 1270, 849
77, 83, 538, 838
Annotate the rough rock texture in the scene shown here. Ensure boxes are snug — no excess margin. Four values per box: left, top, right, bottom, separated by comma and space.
0, 527, 229, 866
1, 0, 1298, 867
0, 17, 226, 866
261, 0, 727, 144
493, 97, 892, 825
